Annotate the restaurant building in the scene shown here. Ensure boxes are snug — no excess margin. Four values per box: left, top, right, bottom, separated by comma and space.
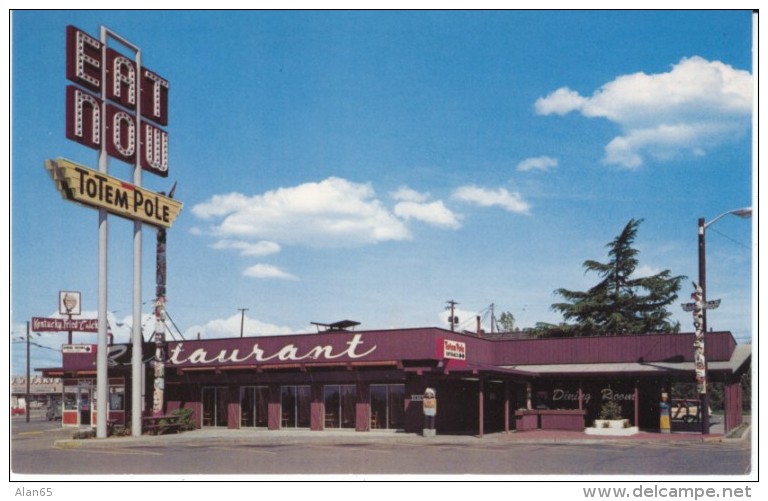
39, 323, 750, 435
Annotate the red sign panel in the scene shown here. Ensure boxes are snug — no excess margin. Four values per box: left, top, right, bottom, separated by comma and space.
64, 25, 170, 176
435, 338, 468, 369
31, 317, 98, 332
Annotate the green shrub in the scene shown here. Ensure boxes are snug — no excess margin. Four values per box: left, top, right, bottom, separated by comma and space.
170, 407, 196, 431
598, 400, 623, 420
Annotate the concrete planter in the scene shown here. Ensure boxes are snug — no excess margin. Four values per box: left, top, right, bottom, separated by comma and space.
586, 419, 639, 436
594, 419, 629, 429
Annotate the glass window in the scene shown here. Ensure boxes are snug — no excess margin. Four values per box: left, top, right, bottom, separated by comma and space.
108, 386, 124, 411
371, 384, 405, 430
202, 387, 229, 427
63, 386, 78, 411
281, 386, 311, 428
324, 385, 357, 429
240, 386, 270, 428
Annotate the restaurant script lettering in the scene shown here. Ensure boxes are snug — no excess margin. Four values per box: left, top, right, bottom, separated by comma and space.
551, 387, 635, 405
169, 333, 377, 366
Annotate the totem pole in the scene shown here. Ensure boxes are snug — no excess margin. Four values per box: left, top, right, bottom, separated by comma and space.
152, 183, 175, 417
682, 282, 719, 433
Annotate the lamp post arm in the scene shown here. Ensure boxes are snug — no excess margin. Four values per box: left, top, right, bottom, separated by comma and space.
703, 207, 752, 230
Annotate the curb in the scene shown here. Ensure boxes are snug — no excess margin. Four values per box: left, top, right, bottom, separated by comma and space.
52, 426, 744, 450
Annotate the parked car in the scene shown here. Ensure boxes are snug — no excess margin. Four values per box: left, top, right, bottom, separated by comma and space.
670, 399, 712, 423
46, 402, 62, 421
11, 407, 25, 416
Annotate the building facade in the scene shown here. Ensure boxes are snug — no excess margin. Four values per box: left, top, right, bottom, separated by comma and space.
39, 326, 750, 435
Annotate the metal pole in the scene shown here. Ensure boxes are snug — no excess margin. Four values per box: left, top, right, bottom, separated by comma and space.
96, 26, 109, 439
67, 314, 72, 345
478, 378, 484, 438
26, 321, 30, 424
698, 218, 707, 333
239, 308, 249, 338
131, 45, 145, 436
697, 218, 710, 434
97, 25, 145, 438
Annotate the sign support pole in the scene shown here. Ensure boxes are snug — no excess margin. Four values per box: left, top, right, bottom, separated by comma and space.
95, 26, 110, 439
131, 44, 145, 438
60, 24, 174, 437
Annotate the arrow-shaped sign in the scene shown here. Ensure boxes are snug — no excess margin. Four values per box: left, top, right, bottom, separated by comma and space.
45, 158, 182, 229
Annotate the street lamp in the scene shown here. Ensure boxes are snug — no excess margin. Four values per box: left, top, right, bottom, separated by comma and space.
696, 206, 752, 434
19, 323, 41, 423
25, 322, 30, 423
698, 207, 752, 333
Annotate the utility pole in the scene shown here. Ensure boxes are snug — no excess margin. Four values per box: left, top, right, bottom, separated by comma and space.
25, 321, 30, 423
238, 308, 249, 338
686, 207, 750, 435
445, 300, 458, 332
490, 303, 496, 335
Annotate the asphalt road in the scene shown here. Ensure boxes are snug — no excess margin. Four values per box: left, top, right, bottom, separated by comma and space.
10, 414, 752, 478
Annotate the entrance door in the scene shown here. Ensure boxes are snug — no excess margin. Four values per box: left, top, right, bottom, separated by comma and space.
78, 386, 92, 427
323, 385, 357, 429
202, 387, 228, 427
280, 386, 311, 428
370, 384, 405, 430
240, 386, 270, 428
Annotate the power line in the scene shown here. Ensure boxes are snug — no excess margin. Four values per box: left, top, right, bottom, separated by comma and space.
707, 227, 751, 250
164, 309, 186, 341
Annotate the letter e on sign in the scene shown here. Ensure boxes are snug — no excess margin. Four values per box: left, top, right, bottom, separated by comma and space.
66, 25, 102, 92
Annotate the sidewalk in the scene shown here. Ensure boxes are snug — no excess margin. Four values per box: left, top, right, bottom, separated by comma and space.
54, 420, 747, 450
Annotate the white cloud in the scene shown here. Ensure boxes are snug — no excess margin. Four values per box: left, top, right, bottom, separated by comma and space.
517, 156, 559, 172
183, 313, 296, 339
535, 56, 752, 168
632, 264, 664, 279
452, 185, 531, 214
534, 87, 586, 115
191, 177, 411, 247
391, 186, 429, 203
394, 200, 461, 229
211, 239, 281, 257
243, 264, 298, 281
391, 185, 461, 229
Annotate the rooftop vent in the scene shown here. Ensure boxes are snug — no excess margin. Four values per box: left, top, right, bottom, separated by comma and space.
310, 320, 361, 332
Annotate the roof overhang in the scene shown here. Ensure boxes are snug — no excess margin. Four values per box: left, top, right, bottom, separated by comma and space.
500, 344, 751, 378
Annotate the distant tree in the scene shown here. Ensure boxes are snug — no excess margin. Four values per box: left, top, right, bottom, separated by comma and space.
497, 311, 516, 332
549, 218, 685, 336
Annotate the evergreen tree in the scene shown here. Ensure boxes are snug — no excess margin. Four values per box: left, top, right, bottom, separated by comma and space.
550, 219, 685, 336
497, 311, 516, 332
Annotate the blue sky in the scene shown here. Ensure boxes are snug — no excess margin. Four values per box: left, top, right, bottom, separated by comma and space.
9, 10, 756, 374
